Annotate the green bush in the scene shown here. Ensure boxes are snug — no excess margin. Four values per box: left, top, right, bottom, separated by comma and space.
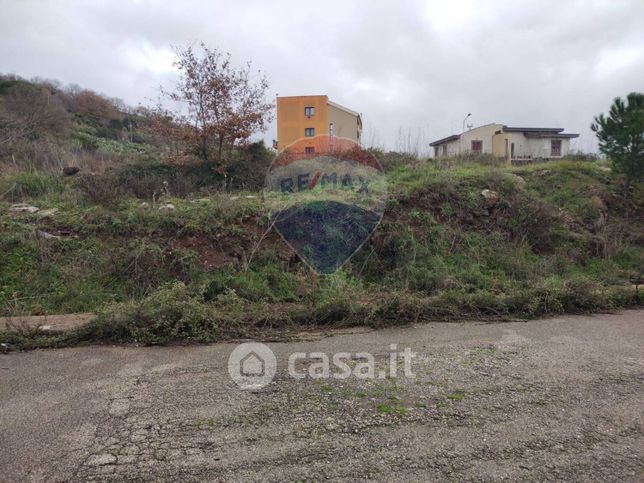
309, 271, 365, 324
203, 265, 300, 303
84, 282, 217, 344
108, 118, 124, 130
0, 171, 62, 200
72, 131, 99, 151
95, 126, 119, 140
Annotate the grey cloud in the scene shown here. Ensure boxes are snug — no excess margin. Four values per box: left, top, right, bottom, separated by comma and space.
1, 0, 642, 154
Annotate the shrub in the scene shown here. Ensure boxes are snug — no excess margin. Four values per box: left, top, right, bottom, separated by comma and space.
433, 153, 507, 168
72, 131, 99, 151
565, 151, 600, 162
307, 271, 366, 324
0, 171, 62, 200
369, 149, 421, 172
108, 118, 124, 130
84, 282, 216, 344
203, 264, 301, 303
95, 126, 119, 140
74, 162, 191, 205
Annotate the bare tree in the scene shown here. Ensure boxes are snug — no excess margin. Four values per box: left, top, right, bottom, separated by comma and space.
161, 42, 273, 163
139, 104, 195, 164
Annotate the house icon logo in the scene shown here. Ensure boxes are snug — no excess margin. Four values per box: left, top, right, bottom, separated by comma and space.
228, 342, 277, 390
240, 351, 265, 377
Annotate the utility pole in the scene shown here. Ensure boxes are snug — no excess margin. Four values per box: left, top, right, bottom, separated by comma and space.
460, 113, 471, 154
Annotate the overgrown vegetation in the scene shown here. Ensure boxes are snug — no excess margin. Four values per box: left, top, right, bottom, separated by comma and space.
1, 74, 642, 348
0, 72, 275, 178
1, 156, 642, 349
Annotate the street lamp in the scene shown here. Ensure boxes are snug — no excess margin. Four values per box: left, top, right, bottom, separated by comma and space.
462, 113, 471, 133
460, 113, 471, 154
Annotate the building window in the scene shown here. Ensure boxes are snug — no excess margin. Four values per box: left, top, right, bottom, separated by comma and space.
442, 145, 447, 156
305, 146, 315, 155
471, 140, 483, 154
304, 106, 315, 117
305, 128, 315, 137
551, 139, 562, 157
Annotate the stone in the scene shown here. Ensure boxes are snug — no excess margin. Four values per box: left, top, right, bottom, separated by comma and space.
63, 166, 80, 176
139, 202, 150, 209
9, 203, 39, 214
37, 208, 58, 218
158, 203, 175, 211
504, 173, 526, 185
480, 189, 499, 208
37, 230, 60, 240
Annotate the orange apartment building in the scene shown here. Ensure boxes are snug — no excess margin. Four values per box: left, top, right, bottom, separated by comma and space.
275, 95, 362, 153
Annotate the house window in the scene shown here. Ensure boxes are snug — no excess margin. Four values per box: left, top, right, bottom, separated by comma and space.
442, 145, 447, 156
304, 106, 315, 117
471, 140, 483, 154
305, 128, 315, 137
551, 139, 562, 157
305, 146, 315, 155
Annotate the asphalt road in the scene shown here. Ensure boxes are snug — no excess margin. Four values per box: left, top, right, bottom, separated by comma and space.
1, 310, 643, 482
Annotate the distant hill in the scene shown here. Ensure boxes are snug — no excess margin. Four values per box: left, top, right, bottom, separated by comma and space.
0, 74, 276, 186
0, 74, 158, 173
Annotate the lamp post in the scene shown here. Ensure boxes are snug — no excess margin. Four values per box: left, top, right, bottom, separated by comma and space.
460, 113, 471, 155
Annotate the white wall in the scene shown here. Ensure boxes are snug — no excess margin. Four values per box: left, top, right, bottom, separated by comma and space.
510, 133, 572, 158
433, 125, 574, 159
434, 139, 460, 157
433, 123, 503, 157
459, 123, 504, 154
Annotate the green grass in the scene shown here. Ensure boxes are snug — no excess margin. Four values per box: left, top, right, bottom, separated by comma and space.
376, 402, 408, 415
1, 157, 642, 348
0, 171, 63, 200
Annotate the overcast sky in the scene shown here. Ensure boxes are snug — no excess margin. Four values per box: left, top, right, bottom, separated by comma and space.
1, 0, 643, 154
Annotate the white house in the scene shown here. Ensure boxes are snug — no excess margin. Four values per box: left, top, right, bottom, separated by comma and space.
430, 123, 579, 162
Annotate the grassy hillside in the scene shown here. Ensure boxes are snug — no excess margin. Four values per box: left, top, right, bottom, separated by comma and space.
1, 157, 642, 348
0, 75, 275, 192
